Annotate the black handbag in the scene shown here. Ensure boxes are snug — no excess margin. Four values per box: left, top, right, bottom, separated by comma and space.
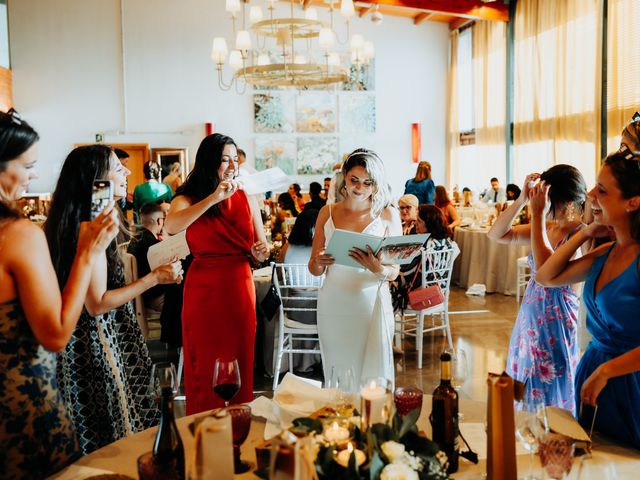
259, 264, 281, 321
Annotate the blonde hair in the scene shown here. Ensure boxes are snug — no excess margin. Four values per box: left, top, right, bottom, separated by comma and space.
340, 148, 392, 217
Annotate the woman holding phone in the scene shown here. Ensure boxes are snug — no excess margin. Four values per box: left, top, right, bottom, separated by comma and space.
45, 145, 183, 454
0, 111, 119, 478
164, 133, 269, 414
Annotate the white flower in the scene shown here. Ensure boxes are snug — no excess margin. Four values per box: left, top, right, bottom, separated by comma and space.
380, 462, 419, 480
381, 441, 406, 463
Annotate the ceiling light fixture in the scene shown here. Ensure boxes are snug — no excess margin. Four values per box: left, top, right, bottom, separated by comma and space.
211, 0, 374, 92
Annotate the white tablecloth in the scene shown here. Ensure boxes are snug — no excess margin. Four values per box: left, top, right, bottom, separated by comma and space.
453, 227, 530, 295
52, 395, 640, 479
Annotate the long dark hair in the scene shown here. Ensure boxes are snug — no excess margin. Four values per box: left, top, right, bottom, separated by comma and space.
434, 185, 451, 208
418, 205, 449, 240
0, 109, 39, 220
539, 164, 586, 218
45, 145, 120, 288
175, 133, 236, 217
277, 192, 299, 217
604, 151, 640, 242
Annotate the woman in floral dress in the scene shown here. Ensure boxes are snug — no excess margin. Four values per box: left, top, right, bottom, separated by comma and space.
488, 166, 587, 414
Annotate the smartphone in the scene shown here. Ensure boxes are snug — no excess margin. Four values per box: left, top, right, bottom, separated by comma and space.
91, 180, 113, 220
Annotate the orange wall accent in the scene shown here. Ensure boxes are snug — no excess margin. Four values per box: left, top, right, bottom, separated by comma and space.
0, 67, 13, 112
411, 122, 421, 163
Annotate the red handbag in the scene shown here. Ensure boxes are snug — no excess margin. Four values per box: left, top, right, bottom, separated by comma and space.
407, 254, 445, 311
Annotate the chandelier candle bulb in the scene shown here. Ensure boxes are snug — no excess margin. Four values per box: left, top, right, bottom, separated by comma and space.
319, 28, 335, 50
249, 6, 263, 24
211, 38, 228, 64
340, 0, 356, 19
305, 7, 318, 21
324, 422, 350, 444
225, 0, 240, 15
336, 443, 366, 468
229, 50, 243, 71
235, 30, 251, 51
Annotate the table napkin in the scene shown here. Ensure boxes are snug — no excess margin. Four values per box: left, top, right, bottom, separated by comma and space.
250, 373, 333, 439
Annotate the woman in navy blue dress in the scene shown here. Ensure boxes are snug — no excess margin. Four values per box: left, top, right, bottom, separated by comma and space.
538, 150, 640, 448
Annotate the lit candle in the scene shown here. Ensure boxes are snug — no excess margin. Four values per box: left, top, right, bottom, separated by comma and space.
324, 421, 350, 444
336, 442, 366, 467
360, 380, 388, 426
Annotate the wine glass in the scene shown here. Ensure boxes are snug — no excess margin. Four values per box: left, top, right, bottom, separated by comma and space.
538, 433, 575, 479
227, 405, 252, 474
450, 349, 469, 391
327, 366, 356, 416
515, 410, 546, 480
151, 362, 178, 402
212, 357, 241, 407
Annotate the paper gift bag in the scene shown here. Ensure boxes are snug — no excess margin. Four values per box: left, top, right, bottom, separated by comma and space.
192, 412, 234, 480
269, 433, 318, 480
486, 372, 522, 480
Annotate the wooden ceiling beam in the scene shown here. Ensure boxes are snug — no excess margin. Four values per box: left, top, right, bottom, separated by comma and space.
354, 0, 509, 22
358, 5, 375, 17
302, 0, 313, 9
413, 12, 433, 25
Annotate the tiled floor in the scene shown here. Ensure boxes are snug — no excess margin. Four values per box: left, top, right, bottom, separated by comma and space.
148, 286, 520, 416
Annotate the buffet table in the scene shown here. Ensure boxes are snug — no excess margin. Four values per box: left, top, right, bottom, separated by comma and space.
51, 396, 640, 479
452, 226, 530, 295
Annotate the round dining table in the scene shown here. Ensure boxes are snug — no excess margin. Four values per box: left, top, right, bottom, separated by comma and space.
50, 395, 640, 479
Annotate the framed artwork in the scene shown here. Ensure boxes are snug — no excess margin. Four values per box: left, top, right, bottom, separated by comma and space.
296, 136, 338, 174
151, 147, 189, 183
255, 137, 296, 175
339, 93, 376, 133
296, 91, 337, 133
254, 92, 295, 133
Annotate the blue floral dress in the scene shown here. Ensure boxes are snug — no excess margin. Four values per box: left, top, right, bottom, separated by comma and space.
506, 231, 582, 414
0, 300, 79, 479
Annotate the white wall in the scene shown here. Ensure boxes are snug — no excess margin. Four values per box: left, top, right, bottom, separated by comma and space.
9, 0, 449, 198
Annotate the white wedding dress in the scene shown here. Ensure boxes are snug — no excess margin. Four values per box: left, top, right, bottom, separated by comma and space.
317, 206, 395, 388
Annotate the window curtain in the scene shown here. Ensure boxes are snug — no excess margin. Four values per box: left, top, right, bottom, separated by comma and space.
472, 20, 507, 187
513, 0, 600, 188
606, 0, 640, 152
445, 29, 459, 189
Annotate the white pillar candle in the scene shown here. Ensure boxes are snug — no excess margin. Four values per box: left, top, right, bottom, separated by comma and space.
360, 380, 389, 426
336, 442, 366, 468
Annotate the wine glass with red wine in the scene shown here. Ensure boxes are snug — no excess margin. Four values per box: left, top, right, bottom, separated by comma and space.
212, 357, 241, 407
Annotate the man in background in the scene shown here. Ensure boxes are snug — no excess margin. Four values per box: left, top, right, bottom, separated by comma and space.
479, 177, 506, 206
132, 161, 173, 224
323, 177, 331, 200
304, 182, 326, 211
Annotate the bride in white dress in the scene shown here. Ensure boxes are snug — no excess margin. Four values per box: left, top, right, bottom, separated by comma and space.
309, 149, 402, 387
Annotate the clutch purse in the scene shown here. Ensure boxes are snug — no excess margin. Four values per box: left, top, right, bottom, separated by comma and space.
408, 284, 445, 310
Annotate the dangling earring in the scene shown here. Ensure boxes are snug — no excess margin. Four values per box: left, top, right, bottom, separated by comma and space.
565, 203, 577, 222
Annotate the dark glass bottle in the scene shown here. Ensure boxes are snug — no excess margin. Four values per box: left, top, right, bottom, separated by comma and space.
152, 386, 185, 479
431, 352, 459, 473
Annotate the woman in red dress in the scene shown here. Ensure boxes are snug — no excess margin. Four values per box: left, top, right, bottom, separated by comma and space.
165, 134, 269, 414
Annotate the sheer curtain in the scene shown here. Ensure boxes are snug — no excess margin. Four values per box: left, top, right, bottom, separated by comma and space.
446, 30, 460, 190
472, 20, 507, 189
606, 0, 640, 152
513, 0, 600, 188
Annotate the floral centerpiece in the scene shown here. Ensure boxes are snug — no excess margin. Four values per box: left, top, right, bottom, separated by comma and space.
256, 406, 450, 480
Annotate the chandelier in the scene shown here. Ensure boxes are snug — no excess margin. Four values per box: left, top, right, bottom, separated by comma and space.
211, 0, 375, 92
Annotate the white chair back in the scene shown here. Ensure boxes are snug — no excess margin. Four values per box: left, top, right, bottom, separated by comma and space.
420, 246, 460, 302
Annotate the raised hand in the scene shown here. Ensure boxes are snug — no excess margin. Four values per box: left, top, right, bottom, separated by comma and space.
77, 203, 119, 258
521, 173, 541, 201
528, 180, 550, 218
212, 179, 240, 203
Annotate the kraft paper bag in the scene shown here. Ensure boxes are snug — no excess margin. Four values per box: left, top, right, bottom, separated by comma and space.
486, 372, 522, 480
192, 412, 234, 480
269, 433, 318, 480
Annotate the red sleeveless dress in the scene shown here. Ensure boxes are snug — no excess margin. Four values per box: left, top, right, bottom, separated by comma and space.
182, 190, 256, 414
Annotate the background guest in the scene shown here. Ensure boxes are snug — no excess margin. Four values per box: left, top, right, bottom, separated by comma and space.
434, 185, 461, 231
304, 181, 326, 211
489, 166, 587, 414
326, 160, 346, 205
505, 183, 521, 201
619, 111, 640, 153
272, 191, 298, 241
323, 176, 331, 200
537, 151, 640, 448
45, 145, 183, 454
0, 111, 118, 478
479, 177, 506, 206
398, 194, 419, 234
132, 161, 172, 223
162, 161, 183, 194
164, 133, 269, 414
404, 160, 435, 205
462, 187, 474, 207
288, 183, 305, 213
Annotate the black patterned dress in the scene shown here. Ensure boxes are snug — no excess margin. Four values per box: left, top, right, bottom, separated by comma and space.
57, 260, 159, 454
0, 300, 79, 479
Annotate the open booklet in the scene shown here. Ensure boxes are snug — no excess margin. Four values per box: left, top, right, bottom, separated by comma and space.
240, 167, 290, 195
326, 229, 429, 269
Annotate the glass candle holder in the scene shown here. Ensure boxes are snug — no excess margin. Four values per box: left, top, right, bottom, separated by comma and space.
322, 417, 351, 446
394, 386, 423, 417
538, 432, 575, 479
359, 377, 392, 431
